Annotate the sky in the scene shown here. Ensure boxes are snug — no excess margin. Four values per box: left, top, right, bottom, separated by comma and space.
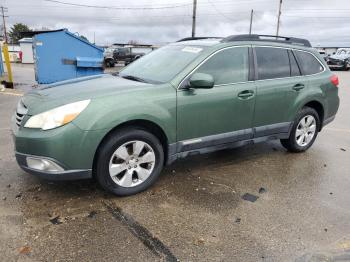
1, 0, 350, 47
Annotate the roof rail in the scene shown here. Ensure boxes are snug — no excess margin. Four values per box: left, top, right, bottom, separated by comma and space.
177, 37, 222, 42
221, 34, 312, 47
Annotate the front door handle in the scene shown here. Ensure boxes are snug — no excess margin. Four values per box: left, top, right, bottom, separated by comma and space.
238, 90, 254, 99
292, 83, 305, 91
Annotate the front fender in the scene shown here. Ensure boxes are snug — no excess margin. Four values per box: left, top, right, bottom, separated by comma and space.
73, 86, 177, 143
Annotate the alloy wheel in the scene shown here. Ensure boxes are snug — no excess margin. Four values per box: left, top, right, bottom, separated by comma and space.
295, 115, 317, 147
109, 140, 156, 187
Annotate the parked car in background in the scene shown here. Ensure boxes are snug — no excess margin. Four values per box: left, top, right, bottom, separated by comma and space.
318, 50, 328, 61
103, 47, 115, 67
12, 34, 339, 196
327, 48, 350, 71
104, 44, 155, 67
113, 46, 144, 66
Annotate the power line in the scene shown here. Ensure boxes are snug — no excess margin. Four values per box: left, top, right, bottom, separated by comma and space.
207, 0, 236, 22
10, 12, 350, 21
284, 15, 350, 19
43, 0, 192, 10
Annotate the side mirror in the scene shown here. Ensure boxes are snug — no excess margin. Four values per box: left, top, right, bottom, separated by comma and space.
188, 73, 214, 89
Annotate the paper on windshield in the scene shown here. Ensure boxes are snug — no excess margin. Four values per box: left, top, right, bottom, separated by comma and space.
181, 46, 203, 53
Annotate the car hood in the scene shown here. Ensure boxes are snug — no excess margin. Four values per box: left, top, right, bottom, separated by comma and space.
329, 54, 350, 61
22, 74, 153, 115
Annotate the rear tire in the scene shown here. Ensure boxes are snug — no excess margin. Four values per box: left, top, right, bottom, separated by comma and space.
96, 128, 164, 196
280, 107, 320, 153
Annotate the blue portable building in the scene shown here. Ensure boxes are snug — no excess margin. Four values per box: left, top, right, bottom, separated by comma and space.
32, 29, 103, 84
0, 46, 4, 78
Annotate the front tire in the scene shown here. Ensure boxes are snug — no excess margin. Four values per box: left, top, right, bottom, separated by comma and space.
96, 128, 164, 196
280, 107, 320, 153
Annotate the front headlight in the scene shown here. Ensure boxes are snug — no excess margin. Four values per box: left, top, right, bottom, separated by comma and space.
24, 100, 90, 130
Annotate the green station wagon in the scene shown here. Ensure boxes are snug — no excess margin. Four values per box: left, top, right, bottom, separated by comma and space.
12, 34, 340, 196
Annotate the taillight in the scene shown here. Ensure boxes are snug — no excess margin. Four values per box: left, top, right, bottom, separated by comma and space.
330, 74, 339, 87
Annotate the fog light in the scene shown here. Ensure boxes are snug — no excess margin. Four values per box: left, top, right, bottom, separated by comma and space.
26, 157, 64, 172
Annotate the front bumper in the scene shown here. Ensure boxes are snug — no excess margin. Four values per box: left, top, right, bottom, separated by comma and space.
328, 64, 347, 69
15, 152, 92, 180
327, 61, 349, 69
11, 115, 108, 181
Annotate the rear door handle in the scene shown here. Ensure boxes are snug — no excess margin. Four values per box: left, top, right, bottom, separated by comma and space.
238, 90, 255, 99
292, 83, 305, 91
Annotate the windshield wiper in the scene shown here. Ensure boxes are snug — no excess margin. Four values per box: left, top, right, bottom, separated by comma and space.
120, 74, 147, 83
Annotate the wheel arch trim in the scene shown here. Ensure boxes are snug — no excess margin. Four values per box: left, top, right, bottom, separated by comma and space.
92, 119, 171, 177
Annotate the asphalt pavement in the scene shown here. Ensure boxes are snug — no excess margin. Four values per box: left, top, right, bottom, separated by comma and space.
0, 68, 350, 262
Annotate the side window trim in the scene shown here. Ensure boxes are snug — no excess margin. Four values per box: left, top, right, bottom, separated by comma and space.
248, 47, 255, 81
252, 47, 258, 81
288, 49, 301, 76
292, 49, 306, 75
178, 45, 252, 89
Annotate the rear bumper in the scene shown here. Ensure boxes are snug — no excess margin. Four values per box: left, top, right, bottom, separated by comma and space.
15, 152, 92, 181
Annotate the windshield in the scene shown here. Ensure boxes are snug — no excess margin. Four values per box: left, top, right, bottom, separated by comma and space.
119, 45, 205, 84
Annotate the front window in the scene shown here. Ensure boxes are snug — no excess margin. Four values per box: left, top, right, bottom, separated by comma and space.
119, 45, 205, 84
194, 47, 249, 85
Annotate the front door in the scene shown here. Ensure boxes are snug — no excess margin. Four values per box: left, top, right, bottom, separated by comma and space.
177, 46, 256, 152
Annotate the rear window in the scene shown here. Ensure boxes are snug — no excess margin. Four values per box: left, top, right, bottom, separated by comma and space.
294, 51, 324, 75
256, 47, 290, 80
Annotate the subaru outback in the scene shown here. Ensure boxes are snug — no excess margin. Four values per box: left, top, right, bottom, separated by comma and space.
12, 34, 340, 196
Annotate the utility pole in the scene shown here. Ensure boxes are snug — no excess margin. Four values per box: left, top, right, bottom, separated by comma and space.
1, 6, 8, 42
191, 0, 197, 37
1, 6, 13, 88
249, 9, 253, 35
276, 0, 282, 36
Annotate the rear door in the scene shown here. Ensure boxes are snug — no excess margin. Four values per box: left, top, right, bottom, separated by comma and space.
252, 46, 307, 137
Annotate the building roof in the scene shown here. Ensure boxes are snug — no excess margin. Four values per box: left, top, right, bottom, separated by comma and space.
21, 28, 103, 52
18, 38, 33, 43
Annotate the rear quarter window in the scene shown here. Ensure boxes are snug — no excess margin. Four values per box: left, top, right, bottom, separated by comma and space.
294, 50, 324, 75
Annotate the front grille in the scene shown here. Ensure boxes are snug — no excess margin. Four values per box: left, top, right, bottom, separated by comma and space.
15, 100, 28, 127
327, 58, 344, 65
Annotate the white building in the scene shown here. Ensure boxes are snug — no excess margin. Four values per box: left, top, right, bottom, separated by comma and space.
0, 42, 21, 62
19, 38, 34, 64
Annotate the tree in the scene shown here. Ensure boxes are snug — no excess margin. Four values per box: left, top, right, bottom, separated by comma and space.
79, 35, 89, 42
8, 23, 32, 44
128, 40, 139, 45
